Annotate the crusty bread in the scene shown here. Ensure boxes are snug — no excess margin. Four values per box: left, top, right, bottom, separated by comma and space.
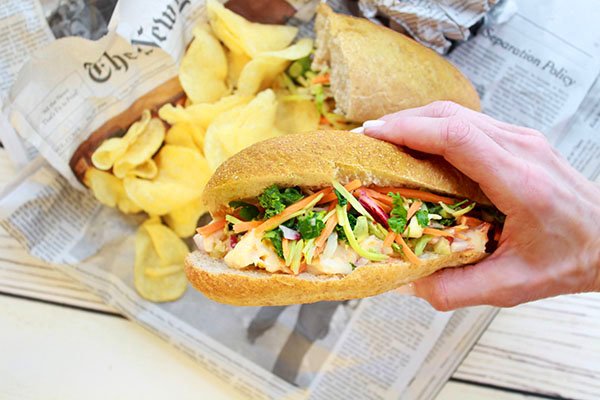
313, 4, 481, 121
185, 249, 486, 306
202, 130, 488, 213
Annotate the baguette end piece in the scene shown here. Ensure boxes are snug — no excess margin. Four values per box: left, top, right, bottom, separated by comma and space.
313, 4, 481, 121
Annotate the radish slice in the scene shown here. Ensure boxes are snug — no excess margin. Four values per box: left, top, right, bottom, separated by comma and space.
357, 190, 389, 228
279, 225, 301, 240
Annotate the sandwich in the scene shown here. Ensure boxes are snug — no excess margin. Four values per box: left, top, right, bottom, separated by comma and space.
306, 4, 481, 123
186, 130, 503, 306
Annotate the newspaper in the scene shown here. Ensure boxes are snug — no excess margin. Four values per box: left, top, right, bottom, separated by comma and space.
556, 76, 600, 183
0, 0, 53, 165
1, 0, 599, 399
447, 0, 600, 147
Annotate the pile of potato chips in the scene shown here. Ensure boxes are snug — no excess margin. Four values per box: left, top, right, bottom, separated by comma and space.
84, 0, 318, 302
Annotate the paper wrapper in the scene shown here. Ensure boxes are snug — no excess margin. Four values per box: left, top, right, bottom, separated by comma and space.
355, 0, 504, 53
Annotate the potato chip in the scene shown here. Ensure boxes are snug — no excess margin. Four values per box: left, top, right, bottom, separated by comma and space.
237, 38, 313, 95
84, 167, 142, 214
134, 217, 188, 302
206, 0, 298, 58
164, 197, 206, 238
158, 95, 251, 129
129, 159, 158, 179
204, 89, 281, 171
91, 110, 151, 170
226, 49, 250, 89
276, 97, 320, 134
124, 145, 211, 215
113, 118, 165, 179
165, 122, 205, 153
179, 24, 228, 104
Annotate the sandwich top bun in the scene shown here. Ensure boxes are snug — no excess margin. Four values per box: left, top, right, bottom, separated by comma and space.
202, 130, 489, 213
313, 4, 481, 122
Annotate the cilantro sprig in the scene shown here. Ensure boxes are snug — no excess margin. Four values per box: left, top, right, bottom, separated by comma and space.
388, 193, 408, 234
258, 185, 304, 219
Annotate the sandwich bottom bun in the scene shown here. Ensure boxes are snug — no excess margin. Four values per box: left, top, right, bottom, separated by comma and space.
184, 249, 487, 306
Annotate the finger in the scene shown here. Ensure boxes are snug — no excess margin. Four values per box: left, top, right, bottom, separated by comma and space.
364, 115, 523, 196
379, 101, 483, 122
379, 101, 543, 140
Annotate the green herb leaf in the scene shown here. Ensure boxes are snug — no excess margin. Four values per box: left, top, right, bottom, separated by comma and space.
281, 187, 304, 204
297, 211, 325, 240
388, 193, 408, 234
350, 262, 358, 271
415, 209, 429, 227
228, 201, 260, 221
334, 189, 348, 206
258, 185, 305, 219
263, 230, 284, 259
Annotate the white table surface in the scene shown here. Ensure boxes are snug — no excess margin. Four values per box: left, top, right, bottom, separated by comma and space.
1, 149, 599, 400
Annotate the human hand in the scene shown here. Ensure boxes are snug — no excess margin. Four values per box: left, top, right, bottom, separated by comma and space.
359, 101, 600, 310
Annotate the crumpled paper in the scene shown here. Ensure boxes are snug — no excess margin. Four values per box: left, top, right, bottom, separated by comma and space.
357, 0, 515, 53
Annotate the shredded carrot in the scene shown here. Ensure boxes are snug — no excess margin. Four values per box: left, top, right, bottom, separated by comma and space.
460, 216, 483, 227
312, 73, 330, 84
394, 234, 422, 265
317, 192, 337, 204
317, 180, 363, 205
315, 214, 338, 250
319, 115, 330, 126
256, 188, 332, 233
455, 233, 467, 240
361, 188, 393, 205
298, 263, 308, 274
232, 220, 262, 233
196, 219, 226, 236
282, 238, 290, 262
213, 209, 227, 218
406, 201, 423, 220
374, 187, 455, 205
344, 179, 362, 192
423, 227, 454, 237
327, 201, 338, 211
383, 230, 395, 248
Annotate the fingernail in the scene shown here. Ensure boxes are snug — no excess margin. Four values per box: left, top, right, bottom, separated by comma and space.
395, 283, 416, 296
350, 127, 365, 134
363, 120, 386, 128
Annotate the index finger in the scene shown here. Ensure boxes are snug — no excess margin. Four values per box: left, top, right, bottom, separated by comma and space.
364, 115, 523, 196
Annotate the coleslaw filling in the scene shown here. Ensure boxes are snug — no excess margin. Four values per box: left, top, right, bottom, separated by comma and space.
195, 181, 503, 275
273, 54, 359, 130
